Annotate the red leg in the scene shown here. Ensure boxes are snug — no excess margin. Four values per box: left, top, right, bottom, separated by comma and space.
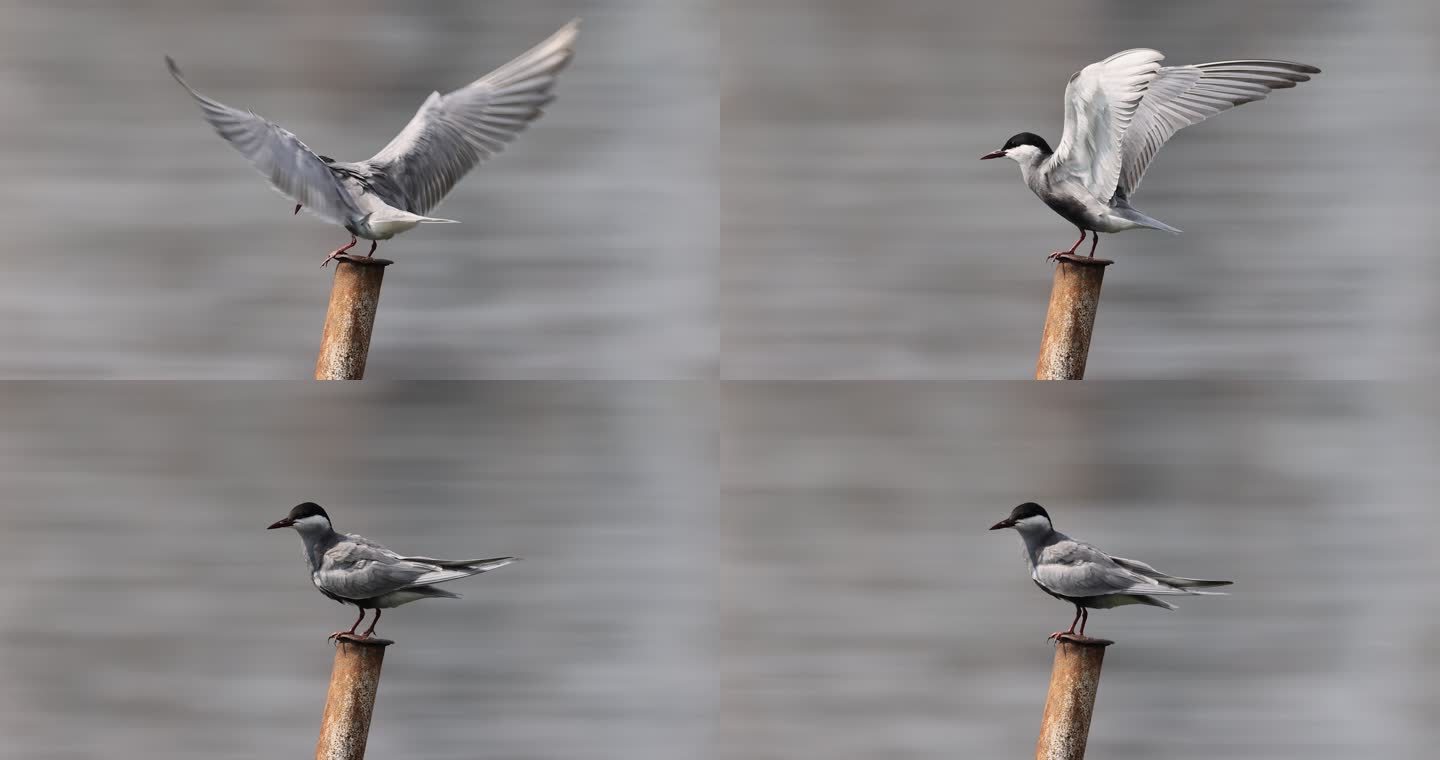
329, 607, 366, 641
1047, 229, 1087, 261
1048, 605, 1083, 641
1088, 233, 1099, 258
360, 608, 381, 638
366, 240, 378, 258
321, 236, 358, 268
1078, 607, 1089, 635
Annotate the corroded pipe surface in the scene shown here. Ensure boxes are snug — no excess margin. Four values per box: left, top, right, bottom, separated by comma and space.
1035, 255, 1113, 380
315, 635, 393, 760
1035, 634, 1113, 760
314, 256, 394, 380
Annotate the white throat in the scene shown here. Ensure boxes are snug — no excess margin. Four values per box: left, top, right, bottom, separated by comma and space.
291, 514, 333, 535
1011, 515, 1054, 567
1013, 515, 1052, 537
1006, 145, 1048, 183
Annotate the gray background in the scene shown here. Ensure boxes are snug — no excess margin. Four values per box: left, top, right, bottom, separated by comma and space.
722, 0, 1440, 379
0, 0, 1434, 378
0, 383, 1435, 759
0, 0, 1433, 758
0, 384, 713, 759
0, 0, 711, 378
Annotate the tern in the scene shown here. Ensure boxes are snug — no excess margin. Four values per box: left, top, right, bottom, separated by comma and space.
268, 502, 516, 640
980, 49, 1319, 260
168, 20, 578, 266
989, 503, 1230, 640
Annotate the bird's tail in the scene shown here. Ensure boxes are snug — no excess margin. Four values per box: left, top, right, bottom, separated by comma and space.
1113, 204, 1182, 234
412, 585, 463, 600
369, 208, 459, 225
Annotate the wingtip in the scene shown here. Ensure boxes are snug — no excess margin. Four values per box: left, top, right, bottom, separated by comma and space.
550, 18, 581, 46
165, 55, 190, 88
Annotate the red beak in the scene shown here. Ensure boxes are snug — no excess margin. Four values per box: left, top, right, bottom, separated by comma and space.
980, 150, 1006, 160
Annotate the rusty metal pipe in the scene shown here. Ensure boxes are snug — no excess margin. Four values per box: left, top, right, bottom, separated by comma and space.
314, 256, 394, 380
315, 635, 393, 760
1035, 634, 1113, 760
1035, 256, 1113, 380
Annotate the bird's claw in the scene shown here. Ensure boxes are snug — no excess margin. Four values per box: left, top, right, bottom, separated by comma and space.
1047, 631, 1077, 642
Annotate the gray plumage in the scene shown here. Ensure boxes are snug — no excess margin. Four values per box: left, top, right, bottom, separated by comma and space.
269, 502, 514, 638
991, 503, 1229, 638
982, 49, 1320, 258
167, 20, 578, 260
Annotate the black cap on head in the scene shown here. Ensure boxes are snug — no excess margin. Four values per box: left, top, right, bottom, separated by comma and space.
1002, 132, 1052, 154
289, 502, 328, 521
1009, 502, 1048, 521
268, 501, 329, 530
989, 501, 1050, 530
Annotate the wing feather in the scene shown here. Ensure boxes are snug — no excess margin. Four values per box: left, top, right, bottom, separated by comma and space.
314, 540, 436, 600
1032, 539, 1198, 598
361, 20, 579, 215
1116, 58, 1320, 197
399, 555, 516, 570
1034, 560, 1195, 598
166, 56, 358, 224
1052, 49, 1166, 204
1110, 556, 1233, 588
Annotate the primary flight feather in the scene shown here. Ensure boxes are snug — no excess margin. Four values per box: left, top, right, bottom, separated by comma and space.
169, 20, 579, 266
981, 49, 1319, 261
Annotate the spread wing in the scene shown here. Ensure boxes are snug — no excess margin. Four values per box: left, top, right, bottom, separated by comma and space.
1033, 539, 1193, 598
360, 19, 579, 215
1116, 58, 1320, 198
1052, 49, 1165, 204
166, 56, 358, 224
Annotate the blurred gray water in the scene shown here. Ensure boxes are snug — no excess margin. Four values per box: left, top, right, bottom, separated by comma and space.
0, 0, 1437, 378
0, 384, 713, 759
0, 0, 712, 378
720, 0, 1440, 379
1, 383, 1436, 758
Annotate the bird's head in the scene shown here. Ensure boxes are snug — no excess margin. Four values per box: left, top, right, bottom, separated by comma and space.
268, 501, 333, 533
980, 132, 1053, 165
989, 502, 1052, 535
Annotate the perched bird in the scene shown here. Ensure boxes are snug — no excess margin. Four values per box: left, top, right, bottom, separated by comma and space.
980, 49, 1319, 260
267, 502, 515, 640
989, 502, 1230, 640
168, 20, 579, 266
